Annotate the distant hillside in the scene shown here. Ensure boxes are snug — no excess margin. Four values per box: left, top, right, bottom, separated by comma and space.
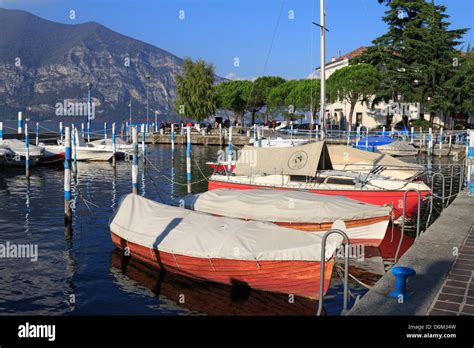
0, 8, 223, 122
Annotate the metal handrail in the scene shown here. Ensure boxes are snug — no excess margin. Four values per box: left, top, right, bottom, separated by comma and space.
448, 164, 463, 207
317, 226, 350, 316
394, 189, 421, 263
425, 172, 445, 230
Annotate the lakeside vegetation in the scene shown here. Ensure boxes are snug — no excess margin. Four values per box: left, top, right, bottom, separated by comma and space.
174, 0, 473, 127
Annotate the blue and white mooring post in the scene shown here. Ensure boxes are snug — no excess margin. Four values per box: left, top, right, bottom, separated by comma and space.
17, 111, 23, 134
186, 126, 192, 194
257, 125, 262, 147
59, 121, 63, 143
356, 126, 360, 148
171, 123, 175, 151
72, 127, 78, 177
112, 122, 116, 168
81, 123, 85, 138
104, 122, 107, 140
365, 127, 369, 151
132, 126, 139, 194
253, 124, 257, 143
468, 129, 474, 195
0, 121, 3, 141
64, 126, 72, 227
24, 123, 30, 178
227, 126, 233, 173
410, 127, 414, 144
87, 120, 91, 143
382, 126, 386, 137
35, 122, 39, 146
141, 123, 146, 162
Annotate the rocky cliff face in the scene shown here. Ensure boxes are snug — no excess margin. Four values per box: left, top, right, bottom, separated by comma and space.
0, 8, 218, 121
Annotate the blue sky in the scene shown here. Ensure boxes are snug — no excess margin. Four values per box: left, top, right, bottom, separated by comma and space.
1, 0, 472, 79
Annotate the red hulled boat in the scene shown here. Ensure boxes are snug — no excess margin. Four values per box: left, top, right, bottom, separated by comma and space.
207, 142, 430, 220
110, 194, 342, 299
181, 188, 392, 247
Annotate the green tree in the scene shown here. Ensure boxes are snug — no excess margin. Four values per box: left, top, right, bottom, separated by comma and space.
245, 76, 285, 124
327, 64, 381, 126
174, 58, 216, 121
215, 80, 252, 125
355, 0, 469, 122
267, 79, 320, 122
431, 48, 474, 121
285, 79, 320, 115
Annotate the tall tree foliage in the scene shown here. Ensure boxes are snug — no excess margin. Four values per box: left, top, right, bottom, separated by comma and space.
327, 64, 381, 126
245, 76, 285, 124
267, 79, 320, 122
174, 58, 216, 121
355, 0, 469, 121
215, 80, 252, 125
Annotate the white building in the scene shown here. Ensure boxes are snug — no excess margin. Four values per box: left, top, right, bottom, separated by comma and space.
316, 47, 422, 130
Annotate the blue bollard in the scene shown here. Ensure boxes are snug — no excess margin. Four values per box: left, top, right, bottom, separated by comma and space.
389, 266, 416, 300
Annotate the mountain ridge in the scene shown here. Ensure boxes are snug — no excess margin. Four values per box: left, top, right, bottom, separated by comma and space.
0, 8, 222, 122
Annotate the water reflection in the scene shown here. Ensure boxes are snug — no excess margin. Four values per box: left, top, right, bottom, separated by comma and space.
0, 145, 466, 315
110, 249, 319, 316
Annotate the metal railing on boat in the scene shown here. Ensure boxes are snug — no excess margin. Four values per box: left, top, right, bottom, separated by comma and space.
394, 189, 422, 263
317, 224, 350, 316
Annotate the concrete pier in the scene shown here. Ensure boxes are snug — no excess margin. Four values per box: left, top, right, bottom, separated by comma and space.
145, 133, 251, 146
346, 190, 474, 316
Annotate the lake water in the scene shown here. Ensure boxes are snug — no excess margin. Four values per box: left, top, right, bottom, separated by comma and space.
0, 143, 463, 315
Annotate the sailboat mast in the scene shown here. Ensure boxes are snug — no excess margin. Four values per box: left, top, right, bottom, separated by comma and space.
320, 0, 326, 139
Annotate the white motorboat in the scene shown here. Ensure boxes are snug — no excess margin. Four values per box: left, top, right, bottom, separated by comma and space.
249, 137, 309, 148
376, 141, 418, 157
87, 138, 134, 155
43, 132, 115, 162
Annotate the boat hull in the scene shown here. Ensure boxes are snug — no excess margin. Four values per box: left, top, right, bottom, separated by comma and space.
111, 231, 334, 300
207, 179, 429, 220
45, 145, 114, 161
276, 217, 390, 247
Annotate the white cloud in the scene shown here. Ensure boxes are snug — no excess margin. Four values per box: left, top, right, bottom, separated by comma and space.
224, 73, 257, 81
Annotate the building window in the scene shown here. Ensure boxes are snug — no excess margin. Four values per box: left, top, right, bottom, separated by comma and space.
356, 112, 363, 127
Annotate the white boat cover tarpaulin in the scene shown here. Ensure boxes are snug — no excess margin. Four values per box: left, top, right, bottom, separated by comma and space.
328, 145, 422, 179
0, 139, 44, 157
234, 141, 332, 177
376, 141, 418, 156
110, 194, 342, 261
183, 189, 391, 223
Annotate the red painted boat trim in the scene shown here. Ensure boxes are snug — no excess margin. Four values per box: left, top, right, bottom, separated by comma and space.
111, 231, 334, 300
207, 179, 429, 220
40, 152, 65, 165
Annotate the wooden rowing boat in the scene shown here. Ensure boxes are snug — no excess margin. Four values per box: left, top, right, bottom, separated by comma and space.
181, 188, 391, 247
110, 194, 342, 299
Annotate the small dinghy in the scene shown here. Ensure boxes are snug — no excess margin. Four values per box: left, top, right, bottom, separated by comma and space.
110, 194, 342, 299
376, 141, 418, 157
0, 139, 44, 166
0, 146, 19, 166
180, 189, 391, 247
